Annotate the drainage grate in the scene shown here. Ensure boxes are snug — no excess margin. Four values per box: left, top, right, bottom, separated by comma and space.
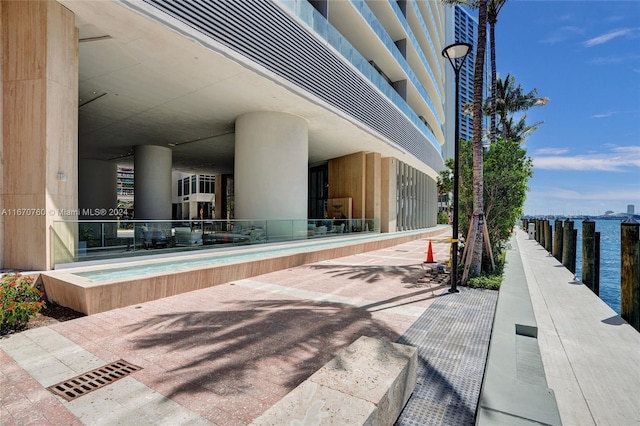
47, 359, 142, 401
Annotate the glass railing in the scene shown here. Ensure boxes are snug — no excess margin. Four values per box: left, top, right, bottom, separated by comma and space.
51, 218, 380, 267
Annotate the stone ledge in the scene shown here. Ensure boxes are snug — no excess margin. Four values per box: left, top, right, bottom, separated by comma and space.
251, 336, 417, 425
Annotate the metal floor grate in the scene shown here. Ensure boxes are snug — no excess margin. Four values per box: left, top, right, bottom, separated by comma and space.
395, 288, 498, 425
47, 359, 142, 401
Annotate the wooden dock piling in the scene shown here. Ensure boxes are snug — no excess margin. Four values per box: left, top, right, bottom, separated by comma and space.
544, 220, 552, 253
553, 219, 563, 262
539, 219, 544, 245
621, 219, 639, 331
562, 219, 576, 274
581, 219, 598, 295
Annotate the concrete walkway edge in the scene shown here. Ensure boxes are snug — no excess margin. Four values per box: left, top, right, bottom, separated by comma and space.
476, 232, 562, 425
516, 228, 640, 426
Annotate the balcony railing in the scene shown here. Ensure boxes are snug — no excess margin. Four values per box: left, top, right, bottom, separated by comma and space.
51, 218, 380, 267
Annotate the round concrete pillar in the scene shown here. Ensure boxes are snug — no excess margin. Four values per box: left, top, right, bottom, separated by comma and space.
78, 159, 118, 242
134, 145, 172, 220
234, 112, 308, 220
78, 159, 117, 219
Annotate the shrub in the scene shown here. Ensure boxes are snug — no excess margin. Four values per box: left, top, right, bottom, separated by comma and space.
437, 211, 450, 225
466, 275, 502, 290
0, 273, 45, 335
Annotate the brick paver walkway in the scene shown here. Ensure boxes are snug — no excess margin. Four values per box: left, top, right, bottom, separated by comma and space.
1, 229, 498, 425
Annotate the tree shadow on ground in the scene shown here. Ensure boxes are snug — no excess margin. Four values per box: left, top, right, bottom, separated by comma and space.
123, 289, 460, 418
124, 299, 401, 400
361, 283, 448, 313
307, 264, 426, 285
121, 257, 469, 423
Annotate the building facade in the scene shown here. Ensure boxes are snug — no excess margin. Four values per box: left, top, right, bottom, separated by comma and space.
173, 172, 216, 221
1, 0, 453, 270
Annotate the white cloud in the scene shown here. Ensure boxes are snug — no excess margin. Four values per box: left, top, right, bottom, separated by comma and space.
525, 185, 640, 215
528, 186, 640, 201
591, 112, 615, 118
533, 147, 570, 155
532, 145, 640, 171
590, 55, 625, 65
613, 146, 640, 156
592, 110, 640, 119
541, 25, 585, 44
583, 28, 632, 47
523, 184, 640, 216
604, 15, 625, 23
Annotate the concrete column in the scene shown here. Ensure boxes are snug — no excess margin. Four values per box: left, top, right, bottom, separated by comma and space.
380, 158, 397, 233
214, 174, 229, 220
134, 145, 172, 220
365, 153, 381, 232
1, 1, 78, 270
235, 112, 308, 221
79, 160, 117, 219
78, 159, 118, 244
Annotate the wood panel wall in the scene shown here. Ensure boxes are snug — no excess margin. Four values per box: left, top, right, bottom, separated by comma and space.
1, 0, 78, 270
328, 152, 366, 220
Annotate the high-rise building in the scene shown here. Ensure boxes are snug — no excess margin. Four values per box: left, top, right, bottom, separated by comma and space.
628, 205, 635, 215
443, 5, 490, 159
1, 0, 452, 270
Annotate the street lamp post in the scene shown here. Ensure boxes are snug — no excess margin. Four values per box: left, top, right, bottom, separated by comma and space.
442, 42, 472, 293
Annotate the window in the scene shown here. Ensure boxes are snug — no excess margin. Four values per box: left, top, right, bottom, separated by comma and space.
178, 179, 182, 197
183, 178, 189, 196
197, 175, 214, 194
191, 175, 196, 194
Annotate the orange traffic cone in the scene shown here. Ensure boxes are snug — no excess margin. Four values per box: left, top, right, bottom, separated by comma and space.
424, 240, 435, 263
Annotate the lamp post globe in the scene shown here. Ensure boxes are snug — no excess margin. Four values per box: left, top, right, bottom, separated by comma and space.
442, 42, 471, 293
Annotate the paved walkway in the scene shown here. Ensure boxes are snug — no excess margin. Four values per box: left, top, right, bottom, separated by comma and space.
514, 228, 640, 426
1, 229, 496, 426
7, 227, 636, 425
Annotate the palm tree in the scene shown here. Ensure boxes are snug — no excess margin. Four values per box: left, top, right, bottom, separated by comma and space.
491, 74, 549, 141
487, 1, 508, 146
465, 0, 488, 277
502, 115, 543, 143
443, 0, 500, 277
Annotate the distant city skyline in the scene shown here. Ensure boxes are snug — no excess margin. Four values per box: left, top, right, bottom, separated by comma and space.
494, 1, 640, 216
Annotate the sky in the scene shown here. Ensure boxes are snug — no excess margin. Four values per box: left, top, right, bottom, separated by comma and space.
490, 0, 640, 216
